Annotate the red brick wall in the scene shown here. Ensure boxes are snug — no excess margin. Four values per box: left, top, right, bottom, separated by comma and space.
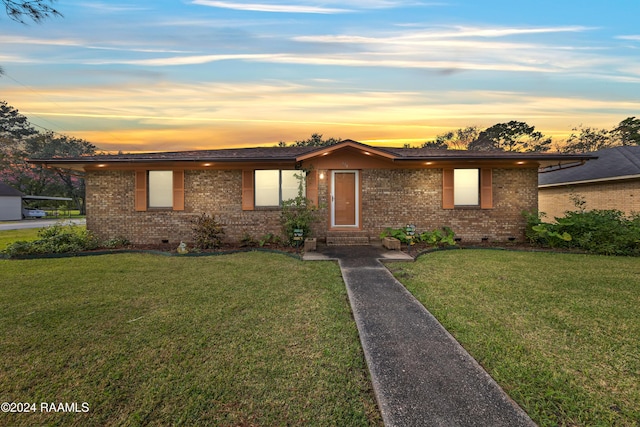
357, 168, 537, 242
86, 167, 538, 245
86, 169, 281, 245
539, 179, 640, 220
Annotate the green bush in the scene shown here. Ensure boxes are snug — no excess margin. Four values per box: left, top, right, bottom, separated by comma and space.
380, 226, 456, 247
523, 209, 545, 244
2, 223, 99, 257
280, 171, 321, 246
191, 213, 225, 249
258, 233, 281, 247
419, 227, 456, 246
239, 232, 257, 248
523, 209, 640, 256
380, 227, 410, 243
102, 237, 131, 249
558, 210, 640, 256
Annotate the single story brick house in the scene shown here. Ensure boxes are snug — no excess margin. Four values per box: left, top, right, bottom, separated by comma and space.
539, 146, 640, 219
33, 140, 592, 245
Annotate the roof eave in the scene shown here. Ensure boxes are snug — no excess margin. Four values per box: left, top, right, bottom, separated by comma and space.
539, 173, 640, 188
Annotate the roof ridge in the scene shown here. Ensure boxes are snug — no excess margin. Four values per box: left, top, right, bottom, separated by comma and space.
618, 145, 640, 170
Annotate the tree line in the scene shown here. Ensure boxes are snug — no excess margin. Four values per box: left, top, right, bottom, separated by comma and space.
285, 118, 640, 152
0, 100, 97, 214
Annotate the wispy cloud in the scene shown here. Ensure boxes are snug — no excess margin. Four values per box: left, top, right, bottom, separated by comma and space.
0, 36, 195, 54
1, 23, 623, 79
285, 25, 610, 74
293, 25, 591, 44
87, 53, 283, 66
78, 2, 151, 13
75, 24, 605, 75
191, 1, 352, 14
190, 0, 432, 13
617, 35, 640, 41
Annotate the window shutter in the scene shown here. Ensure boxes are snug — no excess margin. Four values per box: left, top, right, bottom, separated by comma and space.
306, 169, 319, 207
135, 170, 147, 211
442, 168, 454, 209
173, 170, 185, 211
480, 168, 493, 209
242, 170, 254, 211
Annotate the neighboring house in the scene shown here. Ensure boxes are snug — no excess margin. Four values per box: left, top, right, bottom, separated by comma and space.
32, 140, 592, 245
0, 183, 23, 221
539, 146, 640, 219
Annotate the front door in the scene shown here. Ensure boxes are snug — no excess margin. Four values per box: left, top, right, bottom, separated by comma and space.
331, 170, 359, 227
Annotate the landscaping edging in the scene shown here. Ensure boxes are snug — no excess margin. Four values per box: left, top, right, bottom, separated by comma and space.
412, 245, 590, 261
1, 247, 304, 261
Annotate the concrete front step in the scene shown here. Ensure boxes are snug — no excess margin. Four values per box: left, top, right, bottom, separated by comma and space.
326, 231, 370, 246
326, 236, 370, 246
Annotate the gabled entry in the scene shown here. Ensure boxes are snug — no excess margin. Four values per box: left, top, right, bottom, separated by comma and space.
331, 170, 359, 228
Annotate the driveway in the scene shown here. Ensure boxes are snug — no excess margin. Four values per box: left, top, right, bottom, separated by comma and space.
0, 218, 86, 231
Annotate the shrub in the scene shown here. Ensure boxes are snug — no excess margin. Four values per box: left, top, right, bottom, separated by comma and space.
380, 227, 410, 243
192, 213, 225, 249
102, 237, 131, 249
380, 226, 457, 247
240, 233, 257, 248
523, 209, 545, 244
522, 209, 640, 256
2, 223, 99, 257
557, 209, 640, 256
258, 233, 281, 247
280, 170, 321, 246
419, 227, 456, 246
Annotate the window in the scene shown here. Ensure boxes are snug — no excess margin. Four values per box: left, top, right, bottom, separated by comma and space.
135, 170, 184, 212
453, 169, 479, 206
148, 171, 173, 208
254, 170, 303, 207
442, 168, 492, 209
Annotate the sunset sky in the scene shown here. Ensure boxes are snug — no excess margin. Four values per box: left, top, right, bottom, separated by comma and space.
1, 0, 639, 152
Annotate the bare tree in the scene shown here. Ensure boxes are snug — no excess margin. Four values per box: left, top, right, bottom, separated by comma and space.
2, 0, 61, 24
429, 126, 480, 150
559, 126, 617, 153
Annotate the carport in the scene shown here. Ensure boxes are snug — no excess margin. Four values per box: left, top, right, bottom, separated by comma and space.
22, 195, 73, 218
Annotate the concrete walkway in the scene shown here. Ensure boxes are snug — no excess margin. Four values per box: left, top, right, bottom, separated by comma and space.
305, 244, 536, 427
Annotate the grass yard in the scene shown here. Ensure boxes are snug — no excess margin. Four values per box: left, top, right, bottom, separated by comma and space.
388, 250, 640, 427
0, 252, 382, 426
0, 228, 40, 251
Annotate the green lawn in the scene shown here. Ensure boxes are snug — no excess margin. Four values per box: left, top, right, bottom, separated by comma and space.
388, 250, 640, 427
0, 228, 40, 251
0, 252, 382, 426
3, 226, 639, 426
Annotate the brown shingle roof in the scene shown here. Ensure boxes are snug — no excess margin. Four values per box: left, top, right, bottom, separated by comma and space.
55, 145, 315, 162
30, 139, 596, 168
539, 146, 640, 186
